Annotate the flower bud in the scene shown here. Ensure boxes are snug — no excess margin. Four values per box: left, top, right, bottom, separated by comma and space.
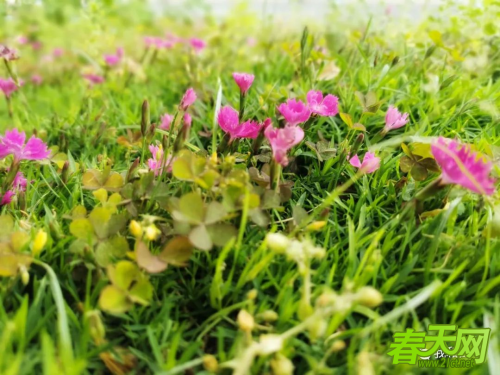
247, 289, 258, 300
259, 310, 278, 322
356, 287, 383, 308
257, 334, 283, 355
266, 233, 290, 254
202, 354, 218, 372
237, 309, 254, 332
129, 220, 142, 238
20, 265, 29, 285
144, 224, 160, 241
141, 99, 150, 137
305, 221, 326, 232
270, 354, 294, 375
32, 229, 48, 256
357, 351, 375, 375
309, 319, 327, 341
330, 340, 346, 352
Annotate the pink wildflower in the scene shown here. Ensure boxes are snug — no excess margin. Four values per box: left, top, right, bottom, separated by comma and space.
0, 129, 50, 161
431, 137, 496, 195
82, 74, 105, 86
384, 106, 409, 132
189, 38, 206, 53
306, 90, 339, 117
277, 99, 311, 126
31, 74, 43, 85
349, 152, 380, 174
0, 78, 18, 97
159, 113, 174, 131
53, 48, 64, 57
17, 36, 28, 45
13, 172, 27, 191
104, 47, 124, 67
1, 190, 15, 206
232, 72, 255, 94
147, 145, 172, 176
246, 37, 257, 47
180, 88, 197, 111
183, 113, 192, 129
0, 45, 19, 61
31, 41, 43, 50
264, 125, 305, 166
217, 106, 261, 140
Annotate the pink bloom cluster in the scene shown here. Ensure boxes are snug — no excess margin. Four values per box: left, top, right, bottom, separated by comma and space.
104, 47, 124, 67
385, 106, 409, 132
0, 129, 50, 161
159, 113, 174, 131
349, 152, 381, 174
180, 88, 197, 111
431, 137, 496, 195
278, 90, 339, 126
144, 36, 174, 49
83, 74, 105, 86
0, 78, 18, 97
147, 145, 172, 176
0, 45, 19, 61
264, 124, 304, 166
217, 106, 263, 141
189, 38, 206, 53
233, 73, 255, 94
1, 172, 27, 205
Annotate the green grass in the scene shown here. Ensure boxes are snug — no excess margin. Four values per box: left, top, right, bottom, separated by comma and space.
0, 1, 500, 374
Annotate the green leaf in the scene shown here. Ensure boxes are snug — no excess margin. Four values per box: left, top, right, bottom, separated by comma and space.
429, 30, 443, 47
99, 285, 131, 314
401, 143, 413, 158
82, 170, 102, 189
205, 201, 227, 225
0, 215, 14, 240
410, 163, 428, 181
189, 225, 212, 251
159, 236, 193, 266
400, 156, 414, 173
179, 192, 205, 224
207, 223, 237, 247
71, 205, 87, 219
339, 112, 353, 128
89, 207, 111, 239
172, 158, 193, 181
128, 278, 153, 305
135, 240, 167, 274
69, 219, 95, 240
103, 173, 124, 191
293, 205, 309, 226
109, 261, 139, 290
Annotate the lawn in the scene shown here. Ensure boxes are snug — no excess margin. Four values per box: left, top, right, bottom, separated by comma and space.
0, 1, 499, 374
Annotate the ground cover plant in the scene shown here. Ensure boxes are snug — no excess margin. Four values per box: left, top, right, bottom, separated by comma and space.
0, 0, 500, 374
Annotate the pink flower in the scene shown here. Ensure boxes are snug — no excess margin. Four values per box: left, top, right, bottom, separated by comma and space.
53, 48, 64, 57
232, 72, 255, 94
189, 38, 206, 53
349, 152, 380, 174
384, 106, 409, 132
17, 36, 28, 45
1, 190, 15, 206
246, 37, 257, 47
277, 99, 311, 126
31, 41, 43, 50
431, 137, 496, 195
104, 47, 124, 67
0, 45, 19, 61
0, 129, 50, 161
180, 88, 196, 111
147, 145, 172, 176
13, 172, 27, 191
306, 90, 339, 117
31, 74, 43, 85
159, 113, 174, 131
217, 106, 261, 140
82, 74, 105, 86
183, 113, 192, 128
0, 78, 18, 97
264, 125, 304, 166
